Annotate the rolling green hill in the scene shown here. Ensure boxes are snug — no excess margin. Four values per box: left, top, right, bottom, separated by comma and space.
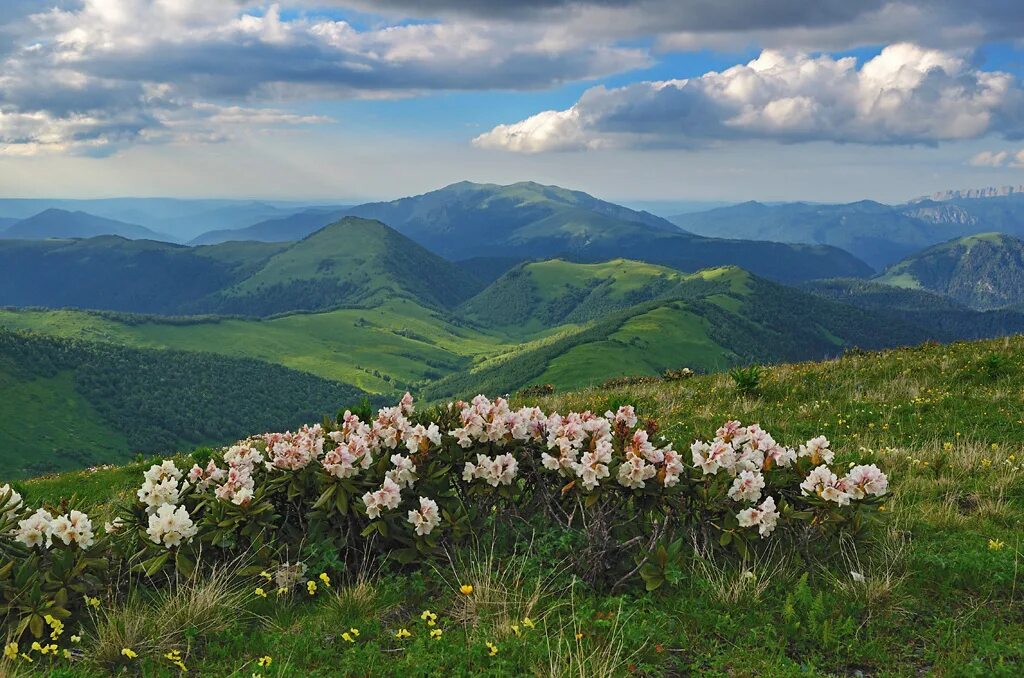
876, 233, 1024, 310
422, 265, 935, 398
460, 259, 741, 334
198, 218, 484, 315
0, 329, 367, 478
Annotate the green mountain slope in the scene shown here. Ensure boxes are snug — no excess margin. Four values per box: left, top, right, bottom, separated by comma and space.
199, 218, 484, 315
346, 181, 871, 282
2, 208, 169, 241
423, 266, 935, 398
875, 233, 1024, 310
0, 329, 367, 478
460, 259, 741, 333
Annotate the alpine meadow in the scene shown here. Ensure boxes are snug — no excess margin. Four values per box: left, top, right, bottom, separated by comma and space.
1, 2, 1023, 677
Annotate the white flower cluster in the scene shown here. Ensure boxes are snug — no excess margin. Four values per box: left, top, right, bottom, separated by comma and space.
137, 460, 188, 513
800, 463, 888, 506
15, 506, 94, 550
690, 421, 888, 538
407, 496, 441, 536
1, 483, 22, 524
134, 459, 200, 549
463, 452, 518, 487
146, 503, 198, 548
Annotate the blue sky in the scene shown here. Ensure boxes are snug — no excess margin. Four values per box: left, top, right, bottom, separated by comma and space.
3, 1, 1024, 204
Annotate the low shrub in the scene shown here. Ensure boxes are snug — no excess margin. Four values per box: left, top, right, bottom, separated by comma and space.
1, 393, 889, 661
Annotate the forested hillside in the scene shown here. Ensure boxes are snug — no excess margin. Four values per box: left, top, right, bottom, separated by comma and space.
0, 329, 367, 478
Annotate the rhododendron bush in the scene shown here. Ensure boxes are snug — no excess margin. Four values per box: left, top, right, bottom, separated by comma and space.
1, 393, 888, 640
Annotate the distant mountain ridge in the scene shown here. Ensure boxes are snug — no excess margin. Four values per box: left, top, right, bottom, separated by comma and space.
1, 209, 169, 241
188, 206, 352, 245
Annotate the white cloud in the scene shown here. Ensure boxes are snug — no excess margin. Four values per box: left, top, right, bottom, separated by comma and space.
475, 44, 1024, 153
968, 149, 1024, 169
0, 1, 647, 156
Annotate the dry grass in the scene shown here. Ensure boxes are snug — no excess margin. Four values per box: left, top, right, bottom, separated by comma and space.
689, 537, 792, 606
436, 532, 568, 643
542, 592, 637, 678
86, 562, 256, 671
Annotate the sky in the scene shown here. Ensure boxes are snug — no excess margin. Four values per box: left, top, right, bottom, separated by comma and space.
3, 1, 1024, 204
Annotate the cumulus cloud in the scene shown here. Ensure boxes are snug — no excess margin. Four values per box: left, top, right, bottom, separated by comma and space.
969, 149, 1024, 168
474, 44, 1024, 153
0, 0, 646, 155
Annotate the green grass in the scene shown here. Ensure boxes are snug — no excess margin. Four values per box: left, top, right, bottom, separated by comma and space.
0, 299, 507, 393
7, 335, 1023, 676
0, 369, 130, 475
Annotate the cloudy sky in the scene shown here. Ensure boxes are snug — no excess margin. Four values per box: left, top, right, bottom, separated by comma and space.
3, 0, 1024, 203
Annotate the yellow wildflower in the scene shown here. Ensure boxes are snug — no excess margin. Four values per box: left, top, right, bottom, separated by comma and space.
989, 539, 1006, 551
257, 655, 273, 668
4, 643, 17, 660
460, 584, 473, 595
319, 572, 331, 588
342, 632, 354, 643
421, 609, 437, 626
84, 596, 100, 608
70, 635, 81, 644
430, 629, 443, 640
486, 641, 498, 656
255, 587, 267, 598
349, 628, 360, 637
259, 570, 272, 581
121, 648, 138, 659
575, 632, 584, 641
510, 624, 521, 637
19, 653, 32, 663
395, 628, 412, 639
276, 587, 288, 597
306, 580, 317, 595
522, 617, 535, 629
31, 642, 42, 652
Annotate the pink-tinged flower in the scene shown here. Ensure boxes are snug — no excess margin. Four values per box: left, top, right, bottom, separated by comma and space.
407, 497, 441, 536
386, 454, 418, 489
843, 464, 888, 499
617, 455, 656, 489
800, 465, 851, 505
799, 436, 834, 465
661, 446, 685, 487
691, 439, 737, 475
728, 470, 765, 503
737, 496, 780, 537
716, 420, 744, 442
362, 477, 402, 519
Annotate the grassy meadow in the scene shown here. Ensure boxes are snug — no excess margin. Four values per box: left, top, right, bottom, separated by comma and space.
7, 335, 1022, 676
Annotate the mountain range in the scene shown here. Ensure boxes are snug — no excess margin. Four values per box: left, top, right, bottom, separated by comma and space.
0, 209, 170, 241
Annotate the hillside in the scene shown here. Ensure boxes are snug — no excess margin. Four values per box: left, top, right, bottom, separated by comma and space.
189, 206, 351, 245
0, 329, 366, 478
12, 336, 1023, 676
876, 233, 1024, 310
0, 236, 253, 314
1, 208, 169, 241
199, 218, 484, 315
460, 259, 738, 333
424, 266, 935, 398
346, 181, 871, 282
671, 200, 962, 270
